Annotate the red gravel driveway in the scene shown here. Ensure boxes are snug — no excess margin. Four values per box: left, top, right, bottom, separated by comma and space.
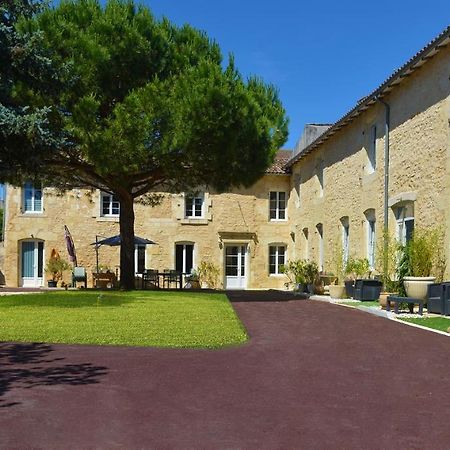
1, 291, 450, 449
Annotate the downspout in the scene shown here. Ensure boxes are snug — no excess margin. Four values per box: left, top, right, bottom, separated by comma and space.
376, 97, 390, 279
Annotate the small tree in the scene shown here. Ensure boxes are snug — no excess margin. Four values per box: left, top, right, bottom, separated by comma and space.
5, 0, 288, 289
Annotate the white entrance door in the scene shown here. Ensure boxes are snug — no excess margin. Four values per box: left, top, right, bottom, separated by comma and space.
21, 240, 44, 287
225, 245, 247, 289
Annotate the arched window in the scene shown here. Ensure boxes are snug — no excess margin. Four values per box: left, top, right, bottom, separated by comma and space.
364, 209, 376, 268
302, 228, 309, 260
316, 223, 323, 271
340, 216, 349, 266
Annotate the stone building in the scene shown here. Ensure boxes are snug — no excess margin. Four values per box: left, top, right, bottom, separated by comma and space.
1, 26, 449, 289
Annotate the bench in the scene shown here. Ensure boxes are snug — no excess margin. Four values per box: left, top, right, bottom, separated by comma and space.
386, 295, 424, 316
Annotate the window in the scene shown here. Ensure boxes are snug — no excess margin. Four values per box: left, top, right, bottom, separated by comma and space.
269, 245, 286, 275
135, 245, 146, 274
294, 174, 301, 208
269, 192, 287, 220
316, 223, 323, 271
364, 210, 376, 269
395, 203, 414, 245
366, 125, 377, 174
317, 160, 324, 197
341, 217, 349, 266
175, 243, 194, 273
302, 228, 309, 260
185, 193, 204, 218
23, 183, 43, 213
101, 193, 120, 216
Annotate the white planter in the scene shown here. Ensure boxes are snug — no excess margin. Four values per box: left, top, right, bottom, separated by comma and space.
403, 276, 435, 300
329, 285, 346, 299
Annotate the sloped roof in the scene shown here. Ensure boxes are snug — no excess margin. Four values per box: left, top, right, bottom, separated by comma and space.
266, 149, 292, 174
286, 25, 450, 168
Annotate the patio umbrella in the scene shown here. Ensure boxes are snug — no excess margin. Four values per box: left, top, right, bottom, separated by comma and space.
91, 235, 156, 247
64, 225, 78, 266
91, 234, 156, 274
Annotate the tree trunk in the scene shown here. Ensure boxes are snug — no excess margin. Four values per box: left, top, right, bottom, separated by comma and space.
119, 192, 135, 290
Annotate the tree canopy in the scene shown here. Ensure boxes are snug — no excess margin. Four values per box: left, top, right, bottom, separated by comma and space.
2, 0, 288, 288
0, 0, 60, 182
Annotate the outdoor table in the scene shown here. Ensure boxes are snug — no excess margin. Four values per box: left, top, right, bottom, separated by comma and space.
93, 272, 117, 289
386, 295, 424, 315
142, 271, 183, 290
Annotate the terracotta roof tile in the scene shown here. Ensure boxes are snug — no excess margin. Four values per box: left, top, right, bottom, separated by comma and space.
266, 149, 292, 174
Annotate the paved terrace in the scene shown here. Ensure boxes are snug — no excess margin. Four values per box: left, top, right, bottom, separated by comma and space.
1, 290, 450, 449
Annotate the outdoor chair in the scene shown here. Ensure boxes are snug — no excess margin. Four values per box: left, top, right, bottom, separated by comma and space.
72, 266, 87, 288
353, 279, 383, 301
143, 269, 160, 289
427, 282, 450, 315
163, 270, 182, 289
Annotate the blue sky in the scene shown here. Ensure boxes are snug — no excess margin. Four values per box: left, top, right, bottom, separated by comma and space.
1, 1, 448, 201
142, 0, 448, 149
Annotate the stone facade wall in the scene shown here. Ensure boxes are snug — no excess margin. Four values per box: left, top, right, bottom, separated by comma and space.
3, 42, 449, 289
289, 45, 450, 276
3, 174, 291, 288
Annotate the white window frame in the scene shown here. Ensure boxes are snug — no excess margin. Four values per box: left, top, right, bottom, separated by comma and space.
395, 205, 414, 246
101, 192, 120, 217
269, 244, 286, 275
23, 182, 43, 213
184, 193, 205, 218
366, 125, 377, 174
341, 220, 349, 267
367, 219, 375, 269
269, 191, 287, 221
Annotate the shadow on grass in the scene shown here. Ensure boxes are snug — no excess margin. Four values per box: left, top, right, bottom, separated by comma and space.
0, 342, 108, 408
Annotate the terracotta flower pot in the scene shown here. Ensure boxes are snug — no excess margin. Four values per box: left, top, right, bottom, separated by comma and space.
379, 292, 397, 309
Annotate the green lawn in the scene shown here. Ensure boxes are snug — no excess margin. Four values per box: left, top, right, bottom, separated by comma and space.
336, 300, 380, 308
0, 290, 248, 348
400, 317, 450, 333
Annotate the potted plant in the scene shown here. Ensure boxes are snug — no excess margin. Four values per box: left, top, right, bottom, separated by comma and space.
186, 269, 201, 289
303, 261, 319, 294
401, 226, 446, 300
344, 257, 370, 297
281, 259, 307, 292
197, 260, 220, 289
328, 241, 346, 299
376, 231, 400, 308
45, 250, 70, 287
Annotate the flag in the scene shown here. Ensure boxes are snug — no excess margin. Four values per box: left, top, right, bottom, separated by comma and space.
64, 225, 77, 266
